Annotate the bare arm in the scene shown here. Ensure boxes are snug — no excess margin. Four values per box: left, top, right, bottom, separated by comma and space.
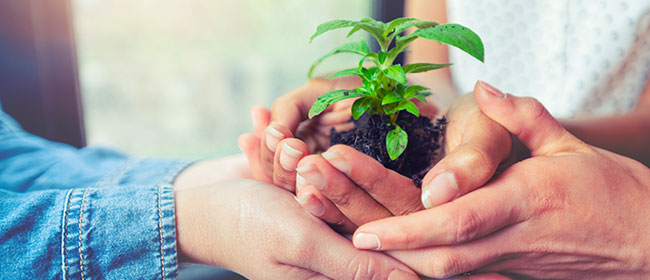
405, 0, 650, 165
404, 0, 458, 110
562, 76, 650, 166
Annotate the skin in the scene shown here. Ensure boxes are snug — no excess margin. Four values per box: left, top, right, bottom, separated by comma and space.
352, 84, 650, 279
173, 179, 418, 280
174, 113, 419, 279
408, 0, 650, 166
239, 0, 650, 277
241, 0, 650, 227
241, 80, 650, 278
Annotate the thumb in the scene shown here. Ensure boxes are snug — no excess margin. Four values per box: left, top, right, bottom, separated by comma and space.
473, 81, 583, 156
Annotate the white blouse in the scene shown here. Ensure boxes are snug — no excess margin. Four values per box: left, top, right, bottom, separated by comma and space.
446, 0, 650, 117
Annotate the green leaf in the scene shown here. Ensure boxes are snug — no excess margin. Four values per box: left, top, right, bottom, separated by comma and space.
394, 19, 438, 35
414, 91, 432, 102
387, 35, 419, 60
384, 17, 417, 36
310, 19, 387, 47
386, 126, 408, 160
377, 51, 388, 64
346, 26, 361, 38
308, 40, 370, 78
403, 85, 429, 99
351, 97, 372, 120
396, 100, 420, 116
363, 66, 379, 80
414, 92, 430, 102
360, 17, 384, 28
327, 68, 361, 79
412, 23, 485, 62
308, 89, 363, 118
381, 92, 403, 105
357, 24, 388, 47
384, 65, 406, 85
358, 52, 379, 69
310, 20, 359, 42
403, 63, 452, 74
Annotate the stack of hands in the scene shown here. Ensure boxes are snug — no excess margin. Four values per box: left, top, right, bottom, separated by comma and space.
175, 79, 650, 279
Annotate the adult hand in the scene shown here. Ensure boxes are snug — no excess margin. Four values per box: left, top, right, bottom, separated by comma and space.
291, 82, 514, 233
351, 82, 650, 279
174, 179, 418, 279
239, 76, 361, 190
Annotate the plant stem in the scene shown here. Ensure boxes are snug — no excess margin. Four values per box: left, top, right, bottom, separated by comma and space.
389, 112, 398, 124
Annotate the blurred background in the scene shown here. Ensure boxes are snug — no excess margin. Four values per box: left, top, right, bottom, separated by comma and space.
75, 0, 371, 159
0, 0, 411, 160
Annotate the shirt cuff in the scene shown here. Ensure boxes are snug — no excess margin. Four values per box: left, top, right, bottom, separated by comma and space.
62, 184, 178, 280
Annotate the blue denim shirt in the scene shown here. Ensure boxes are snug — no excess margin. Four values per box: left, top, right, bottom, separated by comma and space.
0, 104, 192, 279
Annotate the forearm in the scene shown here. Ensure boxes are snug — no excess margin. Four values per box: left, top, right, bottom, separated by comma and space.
405, 0, 458, 111
562, 110, 650, 166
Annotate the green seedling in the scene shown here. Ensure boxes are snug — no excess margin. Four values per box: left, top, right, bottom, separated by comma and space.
307, 17, 484, 160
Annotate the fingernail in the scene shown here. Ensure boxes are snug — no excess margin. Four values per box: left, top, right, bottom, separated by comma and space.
250, 109, 259, 128
422, 172, 459, 209
478, 80, 505, 98
296, 165, 326, 190
353, 233, 382, 250
388, 269, 418, 280
321, 151, 351, 175
280, 143, 303, 171
295, 193, 325, 217
265, 125, 284, 152
296, 173, 308, 193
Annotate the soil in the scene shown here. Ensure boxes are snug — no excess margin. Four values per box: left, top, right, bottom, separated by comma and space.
330, 111, 446, 187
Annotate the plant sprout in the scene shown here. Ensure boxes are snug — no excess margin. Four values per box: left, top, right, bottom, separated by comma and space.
307, 17, 484, 160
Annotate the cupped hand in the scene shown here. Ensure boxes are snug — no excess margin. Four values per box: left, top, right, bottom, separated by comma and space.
239, 76, 361, 190
174, 179, 419, 279
350, 83, 650, 279
420, 85, 513, 209
290, 82, 516, 234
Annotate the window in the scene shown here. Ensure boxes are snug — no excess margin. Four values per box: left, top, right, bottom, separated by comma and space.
74, 0, 371, 159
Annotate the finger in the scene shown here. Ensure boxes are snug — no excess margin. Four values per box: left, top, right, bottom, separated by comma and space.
260, 123, 293, 179
237, 133, 271, 183
386, 224, 521, 279
321, 145, 424, 216
421, 120, 511, 208
271, 77, 360, 132
296, 154, 393, 226
452, 273, 513, 280
273, 138, 310, 191
295, 185, 357, 233
295, 220, 419, 280
353, 167, 530, 250
250, 105, 271, 136
473, 81, 584, 156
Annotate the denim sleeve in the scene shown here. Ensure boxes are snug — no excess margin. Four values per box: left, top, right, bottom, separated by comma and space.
0, 106, 190, 278
0, 184, 178, 279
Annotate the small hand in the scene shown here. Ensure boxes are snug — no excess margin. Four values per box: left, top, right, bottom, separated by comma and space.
350, 83, 650, 279
174, 179, 419, 279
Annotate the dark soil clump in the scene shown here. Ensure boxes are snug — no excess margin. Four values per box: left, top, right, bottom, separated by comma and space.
330, 111, 446, 186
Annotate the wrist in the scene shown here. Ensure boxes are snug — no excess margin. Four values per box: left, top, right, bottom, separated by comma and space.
173, 154, 251, 190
